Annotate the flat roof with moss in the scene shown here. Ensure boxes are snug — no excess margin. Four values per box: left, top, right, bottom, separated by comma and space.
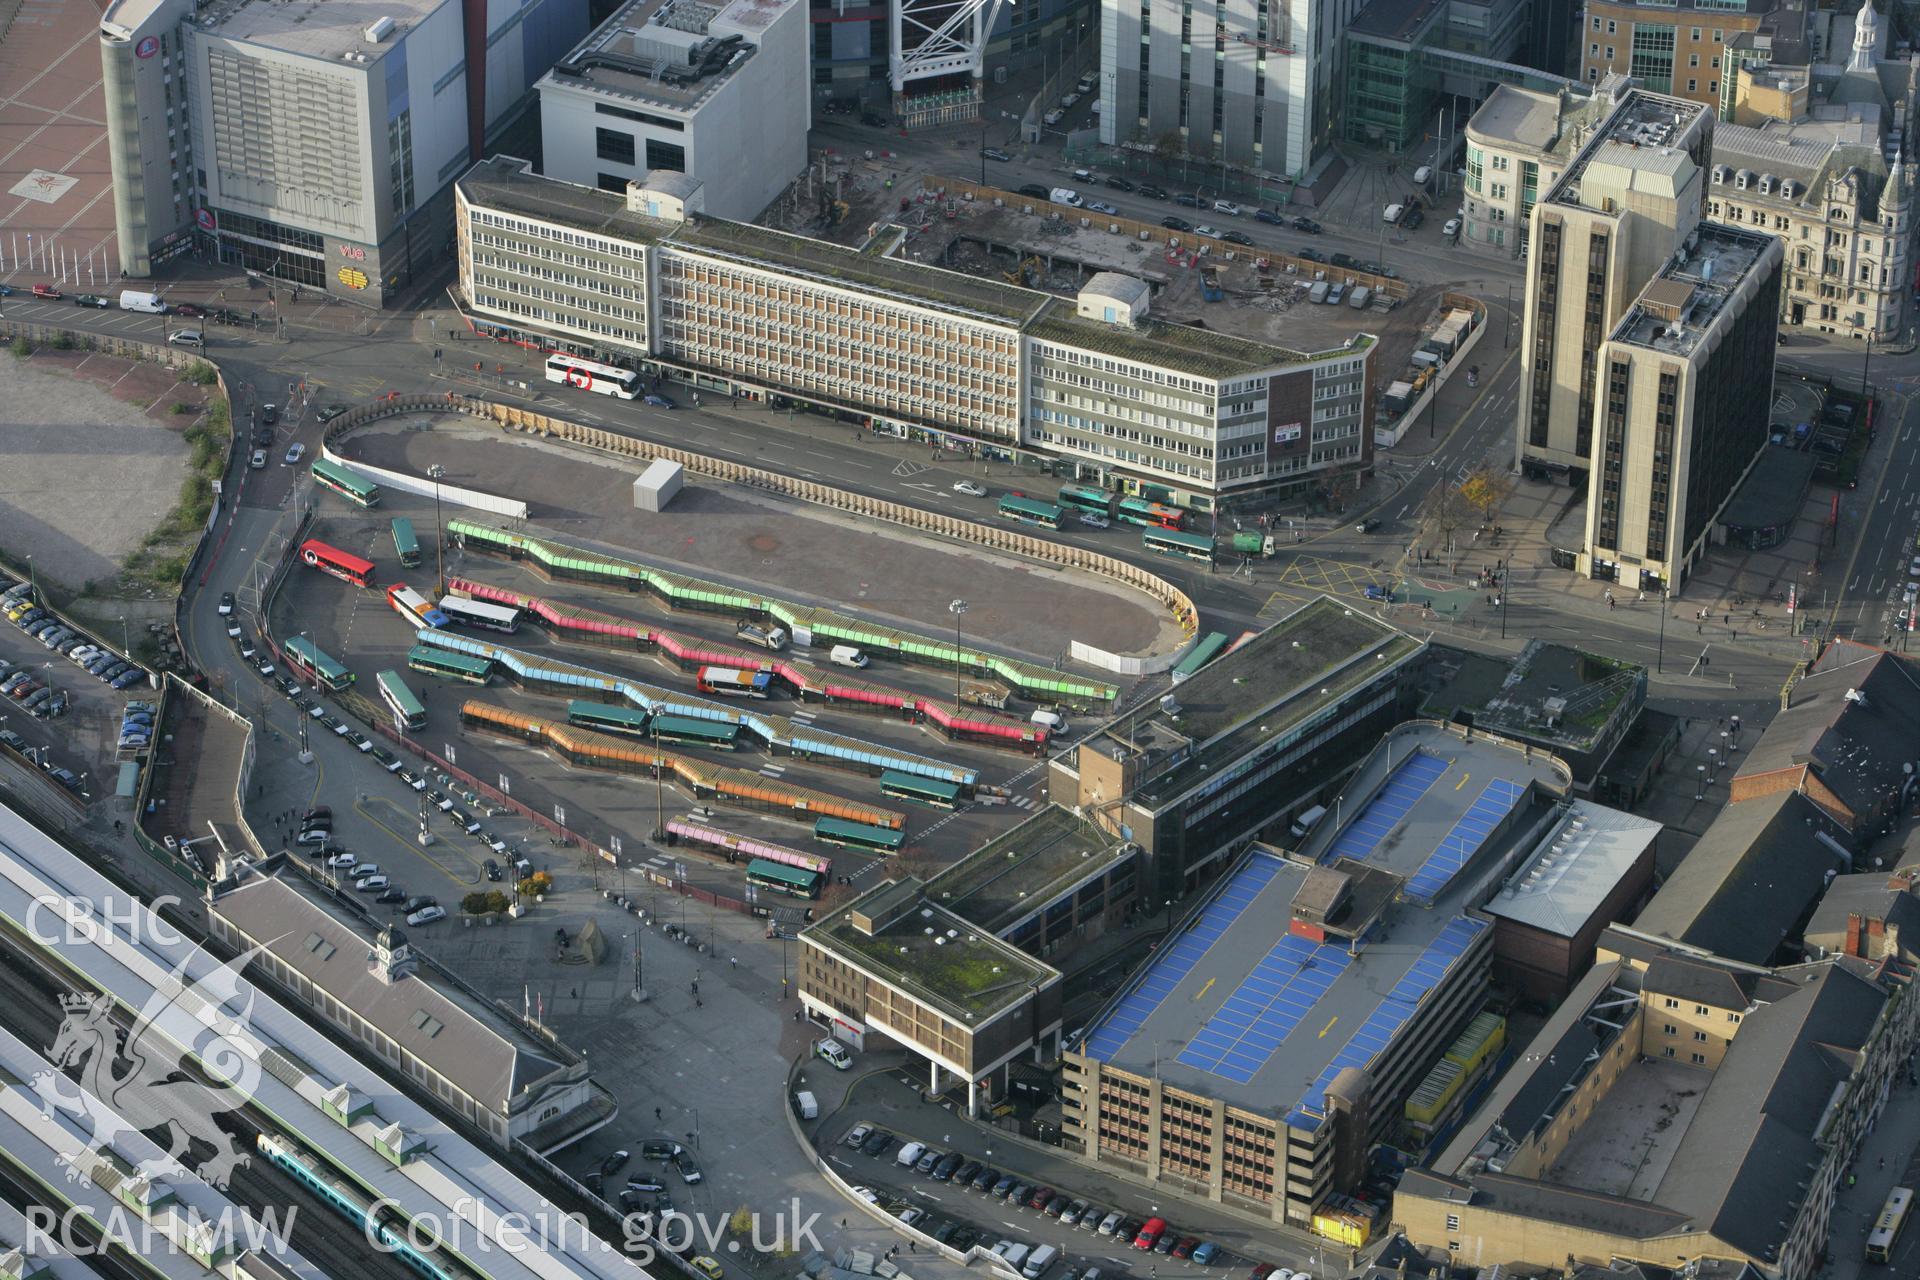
924, 806, 1136, 936
669, 219, 1049, 326
1029, 310, 1375, 381
1099, 598, 1423, 809
807, 878, 1058, 1027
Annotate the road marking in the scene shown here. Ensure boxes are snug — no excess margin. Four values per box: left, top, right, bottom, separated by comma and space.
1318, 1015, 1338, 1038
1454, 773, 1469, 791
1192, 977, 1215, 1001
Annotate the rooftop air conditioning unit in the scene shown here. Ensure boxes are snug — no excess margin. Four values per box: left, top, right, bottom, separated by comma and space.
365, 15, 396, 41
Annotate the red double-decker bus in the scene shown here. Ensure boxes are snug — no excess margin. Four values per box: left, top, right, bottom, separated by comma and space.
300, 539, 376, 588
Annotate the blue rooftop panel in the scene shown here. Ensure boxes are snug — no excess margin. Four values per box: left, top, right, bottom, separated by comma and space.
1082, 854, 1283, 1063
1402, 778, 1529, 903
1316, 751, 1450, 865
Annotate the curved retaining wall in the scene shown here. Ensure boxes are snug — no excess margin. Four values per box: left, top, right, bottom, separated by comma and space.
327, 396, 1199, 675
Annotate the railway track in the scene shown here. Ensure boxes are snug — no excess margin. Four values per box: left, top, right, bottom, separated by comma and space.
0, 940, 419, 1280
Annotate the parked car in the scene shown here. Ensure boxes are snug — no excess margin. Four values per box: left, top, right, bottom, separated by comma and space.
1161, 217, 1193, 232
969, 1165, 999, 1192
30, 284, 61, 299
673, 1152, 703, 1184
980, 148, 1013, 162
914, 1148, 943, 1175
1104, 176, 1135, 192
1173, 193, 1202, 207
1191, 1243, 1221, 1265
1137, 183, 1169, 199
859, 1130, 895, 1158
218, 592, 234, 615
1254, 208, 1284, 224
1211, 199, 1241, 215
376, 886, 407, 904
1097, 1211, 1124, 1236
932, 1152, 966, 1181
1086, 200, 1119, 216
406, 904, 447, 925
1017, 184, 1050, 199
74, 294, 110, 309
261, 403, 279, 425
316, 403, 348, 422
843, 1123, 874, 1149
1193, 224, 1221, 238
171, 303, 206, 318
1292, 215, 1323, 233
642, 1139, 686, 1161
600, 1150, 632, 1177
1221, 230, 1254, 246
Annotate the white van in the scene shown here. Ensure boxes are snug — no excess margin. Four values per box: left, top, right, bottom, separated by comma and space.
793, 1090, 819, 1120
119, 290, 167, 314
895, 1141, 927, 1169
829, 645, 869, 669
1030, 709, 1067, 734
1290, 804, 1328, 839
994, 1243, 1030, 1273
815, 1037, 852, 1069
1383, 202, 1406, 224
1022, 1245, 1059, 1278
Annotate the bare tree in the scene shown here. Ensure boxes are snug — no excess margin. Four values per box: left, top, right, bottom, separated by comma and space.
1421, 481, 1475, 572
1457, 462, 1513, 526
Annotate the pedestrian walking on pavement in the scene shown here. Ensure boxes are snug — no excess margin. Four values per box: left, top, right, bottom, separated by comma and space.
730, 957, 737, 970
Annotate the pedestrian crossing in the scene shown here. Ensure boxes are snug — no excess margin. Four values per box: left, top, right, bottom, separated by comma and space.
758, 762, 786, 779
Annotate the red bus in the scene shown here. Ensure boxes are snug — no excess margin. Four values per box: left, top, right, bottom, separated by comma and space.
300, 539, 376, 588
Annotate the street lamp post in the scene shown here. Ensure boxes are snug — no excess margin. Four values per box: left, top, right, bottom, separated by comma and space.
428, 463, 448, 595
949, 598, 968, 710
119, 615, 130, 660
1655, 586, 1668, 673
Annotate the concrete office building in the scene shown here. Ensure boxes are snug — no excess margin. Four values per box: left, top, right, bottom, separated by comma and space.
1517, 88, 1712, 484
538, 0, 809, 224
1461, 79, 1623, 259
1401, 934, 1920, 1280
1096, 0, 1358, 180
99, 0, 588, 298
1045, 597, 1423, 899
799, 876, 1064, 1113
1578, 0, 1793, 109
1584, 223, 1782, 589
798, 807, 1135, 1112
455, 157, 1377, 508
1062, 722, 1570, 1227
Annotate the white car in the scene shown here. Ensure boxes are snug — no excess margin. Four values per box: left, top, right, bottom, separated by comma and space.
850, 1186, 879, 1205
1443, 217, 1462, 239
325, 852, 356, 868
843, 1122, 874, 1148
406, 904, 447, 925
1077, 511, 1110, 529
1212, 199, 1241, 216
1909, 556, 1920, 578
1194, 224, 1221, 238
952, 480, 987, 497
283, 442, 305, 465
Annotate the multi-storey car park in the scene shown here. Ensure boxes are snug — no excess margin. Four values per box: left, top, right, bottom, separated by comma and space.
0, 801, 649, 1280
453, 156, 1377, 513
1061, 721, 1573, 1232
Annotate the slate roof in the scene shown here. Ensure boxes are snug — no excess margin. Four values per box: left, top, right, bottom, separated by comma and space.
1805, 868, 1920, 955
1630, 791, 1849, 964
1652, 962, 1888, 1260
1737, 645, 1920, 824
